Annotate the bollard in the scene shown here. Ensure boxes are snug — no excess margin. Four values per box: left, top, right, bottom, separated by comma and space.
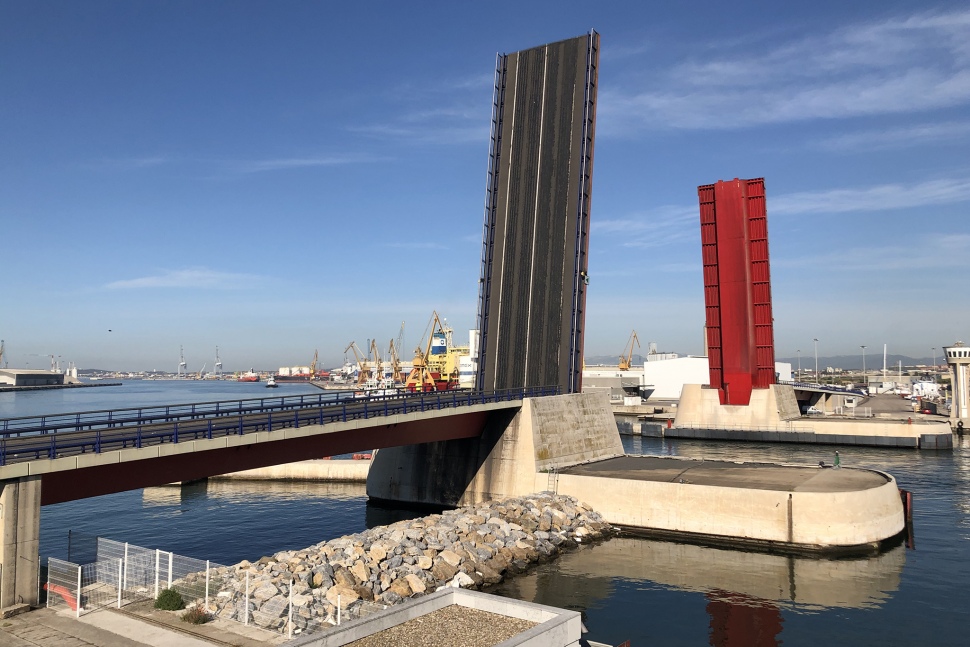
834, 451, 840, 468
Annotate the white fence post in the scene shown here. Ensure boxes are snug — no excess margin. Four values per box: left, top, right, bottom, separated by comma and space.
288, 579, 294, 639
75, 564, 82, 618
205, 561, 210, 613
154, 550, 160, 599
244, 572, 250, 626
123, 542, 129, 592
167, 552, 173, 590
117, 559, 123, 608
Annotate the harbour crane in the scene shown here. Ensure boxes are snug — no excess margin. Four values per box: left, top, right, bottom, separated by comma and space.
0, 339, 5, 368
310, 349, 318, 379
405, 311, 445, 392
214, 347, 223, 378
368, 340, 383, 384
344, 341, 371, 385
178, 346, 187, 378
388, 338, 405, 385
619, 330, 640, 371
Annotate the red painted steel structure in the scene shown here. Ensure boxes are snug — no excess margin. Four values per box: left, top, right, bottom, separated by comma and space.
698, 178, 776, 406
39, 410, 492, 505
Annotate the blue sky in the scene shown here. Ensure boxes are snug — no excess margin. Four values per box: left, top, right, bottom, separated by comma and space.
2, 1, 968, 372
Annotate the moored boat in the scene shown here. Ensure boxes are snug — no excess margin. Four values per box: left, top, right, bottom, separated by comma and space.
237, 369, 260, 382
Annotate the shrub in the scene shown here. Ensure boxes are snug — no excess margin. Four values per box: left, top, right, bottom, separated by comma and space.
154, 588, 185, 611
181, 607, 212, 624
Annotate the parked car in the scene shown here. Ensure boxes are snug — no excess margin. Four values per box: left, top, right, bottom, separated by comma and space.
805, 406, 823, 416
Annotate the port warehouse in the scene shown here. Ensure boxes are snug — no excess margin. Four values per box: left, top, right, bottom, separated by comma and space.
0, 369, 66, 387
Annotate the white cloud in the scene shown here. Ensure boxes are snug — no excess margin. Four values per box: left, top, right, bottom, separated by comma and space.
816, 121, 970, 151
594, 205, 698, 248
105, 268, 263, 290
773, 177, 970, 215
232, 155, 383, 173
777, 233, 970, 273
601, 9, 970, 131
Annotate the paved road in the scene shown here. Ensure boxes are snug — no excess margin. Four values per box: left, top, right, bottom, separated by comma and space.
0, 607, 277, 647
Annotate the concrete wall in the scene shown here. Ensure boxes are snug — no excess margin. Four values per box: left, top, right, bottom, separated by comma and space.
212, 459, 370, 482
672, 383, 951, 447
288, 588, 582, 647
366, 392, 623, 506
674, 384, 801, 428
549, 467, 904, 549
0, 476, 41, 608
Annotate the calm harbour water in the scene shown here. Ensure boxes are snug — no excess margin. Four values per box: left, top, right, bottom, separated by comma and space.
3, 381, 968, 646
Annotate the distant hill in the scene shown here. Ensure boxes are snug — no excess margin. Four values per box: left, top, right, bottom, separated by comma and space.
776, 355, 937, 371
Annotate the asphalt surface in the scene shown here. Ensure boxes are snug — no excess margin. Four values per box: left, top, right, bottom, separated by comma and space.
0, 606, 279, 647
561, 455, 891, 492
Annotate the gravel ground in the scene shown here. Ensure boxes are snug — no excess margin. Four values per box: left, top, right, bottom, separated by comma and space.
344, 605, 538, 646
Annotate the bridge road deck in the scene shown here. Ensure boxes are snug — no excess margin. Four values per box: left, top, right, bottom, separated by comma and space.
0, 387, 554, 505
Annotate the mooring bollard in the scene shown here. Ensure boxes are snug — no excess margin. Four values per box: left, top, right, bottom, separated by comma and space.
834, 451, 840, 467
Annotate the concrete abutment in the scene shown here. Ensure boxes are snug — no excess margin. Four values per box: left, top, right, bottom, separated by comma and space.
0, 476, 41, 609
366, 392, 624, 506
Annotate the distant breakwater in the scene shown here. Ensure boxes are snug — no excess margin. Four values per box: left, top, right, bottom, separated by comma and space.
196, 493, 613, 635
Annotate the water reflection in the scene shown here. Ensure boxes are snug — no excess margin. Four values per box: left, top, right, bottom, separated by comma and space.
142, 479, 368, 506
492, 536, 904, 645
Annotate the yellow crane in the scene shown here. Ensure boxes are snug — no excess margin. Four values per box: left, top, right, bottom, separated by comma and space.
405, 311, 445, 392
619, 330, 640, 371
344, 341, 371, 385
388, 338, 405, 385
310, 349, 318, 379
369, 339, 384, 384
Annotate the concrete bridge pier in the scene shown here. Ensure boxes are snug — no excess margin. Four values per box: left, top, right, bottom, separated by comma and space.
0, 476, 41, 609
366, 392, 624, 507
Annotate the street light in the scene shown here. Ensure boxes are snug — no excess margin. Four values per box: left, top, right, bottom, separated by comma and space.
861, 345, 867, 377
796, 349, 801, 382
932, 347, 937, 381
813, 338, 819, 383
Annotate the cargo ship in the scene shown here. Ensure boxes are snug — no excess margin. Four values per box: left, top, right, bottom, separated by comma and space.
237, 369, 260, 382
404, 312, 469, 392
274, 351, 318, 382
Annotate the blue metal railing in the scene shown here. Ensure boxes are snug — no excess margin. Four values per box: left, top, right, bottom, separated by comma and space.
0, 386, 560, 467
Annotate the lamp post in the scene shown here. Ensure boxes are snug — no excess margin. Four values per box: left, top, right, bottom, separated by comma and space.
813, 338, 819, 384
796, 350, 801, 382
861, 345, 867, 379
932, 347, 937, 381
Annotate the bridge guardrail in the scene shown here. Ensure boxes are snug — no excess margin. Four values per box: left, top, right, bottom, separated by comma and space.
0, 386, 560, 466
778, 380, 867, 397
